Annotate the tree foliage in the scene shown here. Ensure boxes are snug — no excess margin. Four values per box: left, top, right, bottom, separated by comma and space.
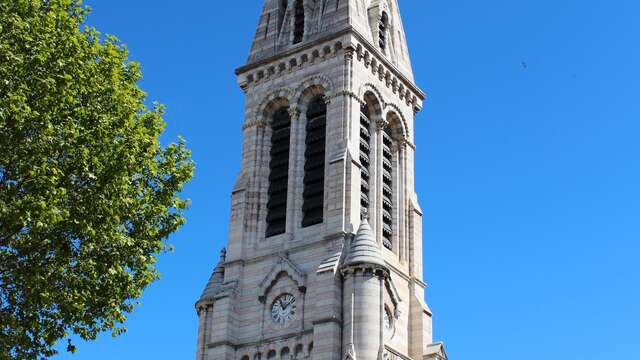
0, 0, 194, 358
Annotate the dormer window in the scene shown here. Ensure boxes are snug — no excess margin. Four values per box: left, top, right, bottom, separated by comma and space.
379, 12, 389, 52
293, 0, 305, 44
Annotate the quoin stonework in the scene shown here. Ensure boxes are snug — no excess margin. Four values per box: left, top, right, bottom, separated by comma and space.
195, 1, 448, 359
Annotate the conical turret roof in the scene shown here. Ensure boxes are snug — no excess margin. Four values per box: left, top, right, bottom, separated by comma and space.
343, 218, 386, 268
198, 248, 226, 303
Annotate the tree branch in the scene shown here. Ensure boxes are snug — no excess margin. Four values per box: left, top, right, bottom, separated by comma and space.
0, 224, 25, 246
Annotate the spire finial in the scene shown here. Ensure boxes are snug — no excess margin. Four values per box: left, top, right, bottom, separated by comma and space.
361, 208, 369, 221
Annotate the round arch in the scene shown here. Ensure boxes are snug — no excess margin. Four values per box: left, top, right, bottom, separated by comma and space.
252, 88, 294, 127
293, 74, 335, 111
382, 104, 409, 142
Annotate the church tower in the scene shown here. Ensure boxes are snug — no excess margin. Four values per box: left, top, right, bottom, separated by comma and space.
195, 1, 448, 359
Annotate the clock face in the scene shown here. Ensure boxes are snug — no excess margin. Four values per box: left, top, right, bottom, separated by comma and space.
271, 294, 297, 325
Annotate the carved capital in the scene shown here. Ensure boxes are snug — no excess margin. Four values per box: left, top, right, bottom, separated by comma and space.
242, 119, 267, 131
376, 118, 389, 131
288, 107, 301, 120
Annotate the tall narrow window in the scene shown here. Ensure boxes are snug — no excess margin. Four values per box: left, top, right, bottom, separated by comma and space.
379, 12, 389, 52
266, 108, 291, 237
381, 126, 394, 249
264, 13, 271, 39
278, 0, 287, 34
360, 105, 372, 216
293, 0, 305, 44
302, 96, 327, 227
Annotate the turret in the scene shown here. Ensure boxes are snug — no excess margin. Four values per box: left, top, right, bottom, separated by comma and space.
195, 248, 226, 360
341, 216, 388, 360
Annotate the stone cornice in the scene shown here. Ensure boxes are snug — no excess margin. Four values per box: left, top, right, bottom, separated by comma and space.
236, 28, 352, 75
224, 231, 348, 268
235, 26, 426, 104
210, 329, 315, 350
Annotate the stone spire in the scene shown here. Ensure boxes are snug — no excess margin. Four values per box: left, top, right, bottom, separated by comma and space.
245, 0, 415, 81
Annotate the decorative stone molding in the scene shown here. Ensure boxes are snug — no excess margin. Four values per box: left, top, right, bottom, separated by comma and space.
376, 118, 390, 131
258, 256, 307, 302
292, 74, 335, 111
344, 45, 355, 63
382, 103, 410, 141
288, 107, 301, 120
423, 342, 448, 360
247, 88, 294, 130
242, 119, 267, 131
349, 37, 423, 111
331, 90, 363, 105
241, 40, 344, 89
385, 276, 403, 311
359, 83, 386, 108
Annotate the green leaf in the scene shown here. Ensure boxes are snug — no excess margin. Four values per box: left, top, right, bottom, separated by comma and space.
0, 1, 194, 358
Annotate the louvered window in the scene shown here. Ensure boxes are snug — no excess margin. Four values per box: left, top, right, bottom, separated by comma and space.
381, 126, 394, 249
379, 12, 389, 53
360, 105, 372, 216
266, 108, 291, 237
302, 96, 326, 227
293, 0, 305, 44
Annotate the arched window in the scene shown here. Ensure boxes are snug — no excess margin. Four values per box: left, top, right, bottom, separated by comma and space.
293, 0, 305, 44
281, 347, 291, 360
379, 12, 389, 52
254, 353, 262, 360
242, 356, 250, 360
360, 104, 372, 215
294, 344, 304, 359
381, 125, 394, 249
267, 350, 277, 360
308, 343, 314, 356
302, 96, 327, 227
266, 107, 292, 237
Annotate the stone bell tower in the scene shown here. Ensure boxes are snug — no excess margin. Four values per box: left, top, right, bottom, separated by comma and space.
195, 1, 448, 359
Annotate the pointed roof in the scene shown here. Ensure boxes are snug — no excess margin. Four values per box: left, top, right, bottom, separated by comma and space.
198, 248, 227, 303
343, 217, 386, 268
244, 0, 415, 81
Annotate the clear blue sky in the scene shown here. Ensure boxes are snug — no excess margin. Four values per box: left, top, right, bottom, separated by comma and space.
55, 0, 640, 359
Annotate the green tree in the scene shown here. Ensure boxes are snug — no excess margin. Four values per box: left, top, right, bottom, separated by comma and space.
0, 0, 194, 358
